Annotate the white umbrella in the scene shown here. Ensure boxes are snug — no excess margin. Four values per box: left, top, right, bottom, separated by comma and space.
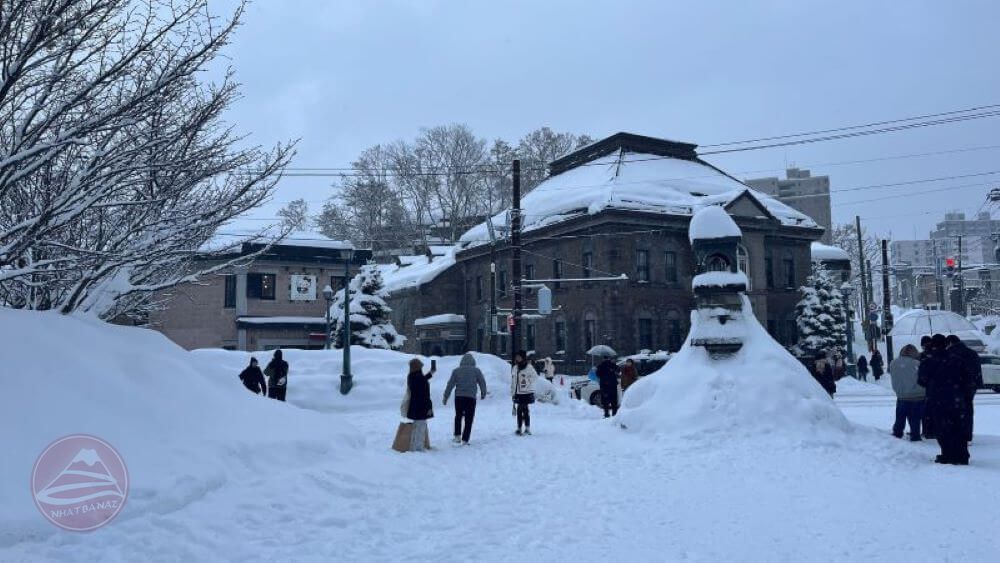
587, 344, 617, 357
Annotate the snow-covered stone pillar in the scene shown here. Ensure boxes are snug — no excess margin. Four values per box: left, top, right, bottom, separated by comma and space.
688, 206, 747, 358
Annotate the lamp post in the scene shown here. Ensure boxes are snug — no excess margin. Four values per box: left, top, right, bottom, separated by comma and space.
841, 282, 857, 378
322, 284, 334, 350
340, 249, 355, 395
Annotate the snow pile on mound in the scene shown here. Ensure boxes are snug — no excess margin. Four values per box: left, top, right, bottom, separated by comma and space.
688, 204, 742, 242
0, 308, 358, 545
618, 295, 850, 437
190, 348, 549, 414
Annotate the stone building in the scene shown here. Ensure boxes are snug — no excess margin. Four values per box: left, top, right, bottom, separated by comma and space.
384, 133, 823, 371
148, 234, 369, 351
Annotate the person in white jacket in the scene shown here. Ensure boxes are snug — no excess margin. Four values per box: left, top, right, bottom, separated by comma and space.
511, 350, 538, 436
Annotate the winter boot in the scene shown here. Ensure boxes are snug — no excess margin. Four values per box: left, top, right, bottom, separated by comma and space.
524, 428, 532, 436
515, 428, 523, 436
453, 436, 462, 444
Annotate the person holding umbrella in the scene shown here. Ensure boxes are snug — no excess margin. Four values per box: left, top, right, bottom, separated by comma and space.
596, 354, 621, 417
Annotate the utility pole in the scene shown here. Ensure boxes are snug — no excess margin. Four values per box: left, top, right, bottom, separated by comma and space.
510, 159, 522, 362
956, 235, 965, 314
855, 216, 870, 348
881, 239, 894, 364
932, 238, 944, 307
489, 250, 497, 355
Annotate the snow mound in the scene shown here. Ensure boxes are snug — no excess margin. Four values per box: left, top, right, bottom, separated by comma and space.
0, 308, 358, 545
688, 204, 741, 242
617, 295, 850, 438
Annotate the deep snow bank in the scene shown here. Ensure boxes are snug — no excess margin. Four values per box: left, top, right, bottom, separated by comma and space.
190, 347, 556, 414
618, 296, 850, 437
0, 308, 359, 545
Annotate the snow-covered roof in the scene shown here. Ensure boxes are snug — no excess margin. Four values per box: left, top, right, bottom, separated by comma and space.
689, 205, 742, 243
277, 231, 354, 251
236, 316, 327, 325
414, 314, 466, 326
378, 245, 459, 294
692, 271, 749, 289
396, 255, 428, 267
811, 242, 851, 262
459, 147, 815, 247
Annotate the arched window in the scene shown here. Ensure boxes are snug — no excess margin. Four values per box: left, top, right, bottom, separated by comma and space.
705, 253, 730, 272
737, 244, 751, 290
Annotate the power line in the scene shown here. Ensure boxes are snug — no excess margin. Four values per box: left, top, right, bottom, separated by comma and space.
700, 103, 1000, 148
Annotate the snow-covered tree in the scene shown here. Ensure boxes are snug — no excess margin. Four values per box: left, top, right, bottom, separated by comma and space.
0, 0, 293, 319
794, 261, 847, 358
330, 265, 405, 350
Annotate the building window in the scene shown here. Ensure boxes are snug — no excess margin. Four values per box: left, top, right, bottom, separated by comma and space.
555, 321, 567, 352
224, 275, 236, 308
477, 327, 485, 352
476, 275, 483, 301
582, 252, 593, 278
553, 260, 562, 289
499, 269, 508, 297
584, 317, 597, 351
737, 244, 751, 290
524, 264, 534, 295
638, 318, 653, 351
636, 249, 650, 282
765, 257, 774, 289
705, 254, 729, 272
783, 258, 795, 288
767, 319, 777, 339
247, 273, 276, 300
526, 323, 536, 352
785, 319, 798, 345
330, 275, 347, 292
667, 312, 683, 352
664, 251, 677, 283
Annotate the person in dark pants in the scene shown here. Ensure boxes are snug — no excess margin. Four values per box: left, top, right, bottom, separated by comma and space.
946, 334, 982, 442
856, 355, 869, 382
238, 357, 267, 396
511, 350, 538, 436
869, 349, 884, 382
812, 354, 837, 397
890, 345, 924, 440
596, 355, 620, 417
264, 349, 289, 401
443, 353, 487, 445
918, 334, 971, 465
919, 335, 936, 439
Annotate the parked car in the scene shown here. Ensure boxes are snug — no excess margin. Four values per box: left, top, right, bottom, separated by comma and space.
980, 354, 1000, 393
569, 351, 671, 406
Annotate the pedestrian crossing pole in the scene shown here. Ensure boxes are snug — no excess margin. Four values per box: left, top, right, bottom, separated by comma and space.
510, 159, 522, 362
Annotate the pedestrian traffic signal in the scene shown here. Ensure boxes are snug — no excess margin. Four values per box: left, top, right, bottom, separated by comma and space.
945, 257, 956, 277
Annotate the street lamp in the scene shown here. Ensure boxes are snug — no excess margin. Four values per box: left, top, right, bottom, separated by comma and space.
841, 282, 857, 378
339, 248, 355, 395
322, 284, 334, 350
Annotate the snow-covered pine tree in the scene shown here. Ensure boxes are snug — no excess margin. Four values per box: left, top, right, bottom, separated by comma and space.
330, 265, 406, 350
793, 261, 847, 358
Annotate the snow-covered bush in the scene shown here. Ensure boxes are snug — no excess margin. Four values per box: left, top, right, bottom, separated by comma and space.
330, 265, 406, 350
793, 261, 847, 358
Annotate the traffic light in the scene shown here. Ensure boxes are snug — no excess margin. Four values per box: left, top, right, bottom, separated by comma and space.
945, 257, 956, 277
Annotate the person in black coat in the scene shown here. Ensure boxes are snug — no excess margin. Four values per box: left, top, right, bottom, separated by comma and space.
812, 354, 837, 397
405, 358, 435, 451
238, 357, 267, 395
596, 355, 620, 418
869, 349, 885, 382
265, 349, 289, 401
919, 335, 936, 439
946, 334, 982, 442
918, 334, 971, 465
856, 355, 869, 382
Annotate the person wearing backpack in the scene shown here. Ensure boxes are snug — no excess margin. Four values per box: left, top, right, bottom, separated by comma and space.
264, 349, 289, 401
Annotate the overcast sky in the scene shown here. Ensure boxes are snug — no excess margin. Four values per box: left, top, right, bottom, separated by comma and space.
216, 0, 1000, 241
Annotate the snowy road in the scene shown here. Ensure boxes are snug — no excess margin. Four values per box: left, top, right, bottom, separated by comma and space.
9, 376, 1000, 562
